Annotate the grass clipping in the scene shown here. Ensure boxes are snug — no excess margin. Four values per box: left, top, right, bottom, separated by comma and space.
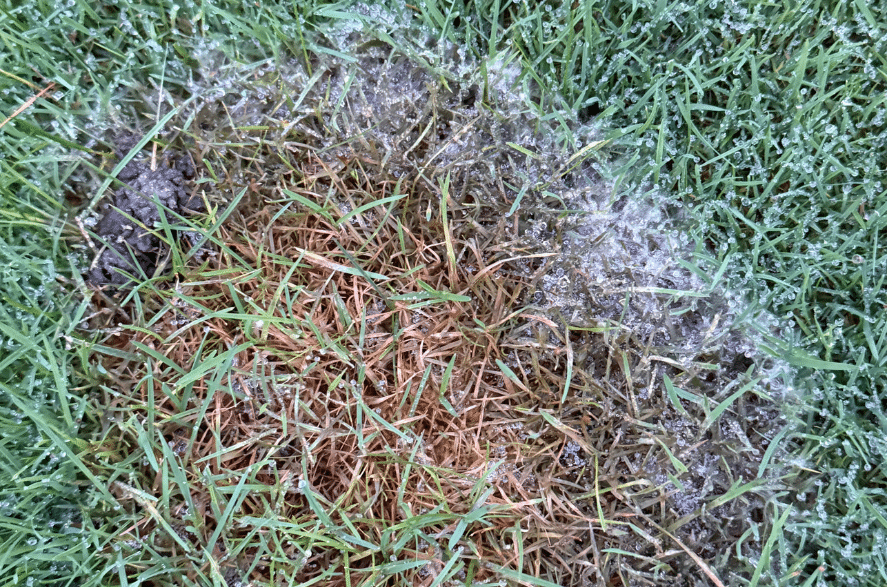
86, 39, 784, 587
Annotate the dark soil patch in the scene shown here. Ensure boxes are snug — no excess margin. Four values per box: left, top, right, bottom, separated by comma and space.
85, 134, 202, 287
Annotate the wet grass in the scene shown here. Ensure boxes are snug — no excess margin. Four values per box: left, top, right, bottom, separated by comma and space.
0, 217, 102, 584
429, 2, 886, 584
0, 0, 885, 586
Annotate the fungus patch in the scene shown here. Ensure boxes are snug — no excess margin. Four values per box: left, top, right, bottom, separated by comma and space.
80, 17, 794, 587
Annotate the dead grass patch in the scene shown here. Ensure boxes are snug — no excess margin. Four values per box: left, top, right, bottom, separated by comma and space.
83, 36, 786, 587
93, 141, 579, 585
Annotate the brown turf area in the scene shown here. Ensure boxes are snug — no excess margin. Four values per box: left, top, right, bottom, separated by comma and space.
82, 39, 783, 587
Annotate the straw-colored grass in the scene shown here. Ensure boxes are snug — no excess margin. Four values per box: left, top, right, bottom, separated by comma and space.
91, 138, 560, 584
85, 63, 782, 581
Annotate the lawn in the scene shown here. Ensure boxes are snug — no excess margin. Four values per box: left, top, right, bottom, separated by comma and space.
1, 0, 885, 586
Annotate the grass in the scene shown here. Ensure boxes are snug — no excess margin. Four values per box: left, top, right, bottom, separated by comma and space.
436, 2, 886, 584
0, 232, 95, 585
0, 0, 885, 585
85, 141, 549, 585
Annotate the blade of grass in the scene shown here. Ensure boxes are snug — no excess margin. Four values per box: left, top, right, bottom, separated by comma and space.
438, 172, 457, 283
701, 377, 761, 431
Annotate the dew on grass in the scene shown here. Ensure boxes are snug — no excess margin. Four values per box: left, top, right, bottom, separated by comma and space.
66, 5, 811, 584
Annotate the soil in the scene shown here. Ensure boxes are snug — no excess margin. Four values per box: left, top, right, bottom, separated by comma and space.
85, 134, 202, 287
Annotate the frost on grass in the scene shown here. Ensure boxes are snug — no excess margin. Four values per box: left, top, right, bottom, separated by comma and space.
85, 17, 794, 587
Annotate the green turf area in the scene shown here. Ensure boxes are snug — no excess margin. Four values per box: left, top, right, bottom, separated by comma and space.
0, 54, 107, 587
1, 0, 885, 585
0, 220, 97, 584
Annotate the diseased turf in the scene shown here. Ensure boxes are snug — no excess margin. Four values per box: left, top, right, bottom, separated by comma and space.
81, 29, 788, 586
